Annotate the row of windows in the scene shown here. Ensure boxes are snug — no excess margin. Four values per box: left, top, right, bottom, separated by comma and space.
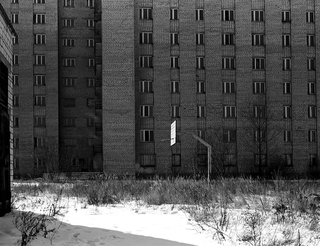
139, 80, 316, 95
13, 117, 96, 128
138, 105, 317, 119
11, 0, 94, 7
139, 56, 317, 70
139, 8, 315, 23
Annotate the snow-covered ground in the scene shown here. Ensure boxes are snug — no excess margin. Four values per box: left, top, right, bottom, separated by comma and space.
0, 198, 214, 246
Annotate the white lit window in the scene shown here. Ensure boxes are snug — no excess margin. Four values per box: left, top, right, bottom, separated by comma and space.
63, 58, 76, 67
64, 0, 74, 7
306, 11, 315, 23
282, 58, 291, 70
222, 10, 234, 21
140, 81, 153, 93
252, 58, 265, 70
223, 129, 236, 142
222, 57, 235, 69
87, 39, 95, 47
11, 14, 18, 23
62, 78, 76, 87
34, 116, 46, 127
309, 130, 317, 142
252, 34, 265, 46
140, 8, 152, 20
170, 33, 179, 45
308, 105, 317, 118
87, 0, 94, 7
196, 57, 205, 69
223, 106, 236, 118
307, 58, 316, 71
63, 39, 75, 46
196, 33, 205, 45
63, 19, 75, 27
139, 56, 153, 68
197, 105, 206, 118
140, 32, 153, 44
171, 81, 179, 93
283, 82, 291, 94
34, 75, 46, 85
222, 33, 234, 45
34, 34, 46, 44
284, 130, 292, 142
171, 56, 179, 69
34, 95, 46, 106
87, 19, 94, 27
223, 82, 235, 93
140, 105, 154, 117
170, 9, 178, 20
140, 130, 154, 142
282, 34, 291, 46
197, 81, 205, 93
307, 35, 315, 46
253, 82, 265, 94
34, 14, 46, 24
308, 82, 316, 94
35, 55, 46, 65
171, 105, 180, 118
283, 106, 292, 118
252, 10, 264, 21
196, 9, 204, 20
282, 11, 291, 22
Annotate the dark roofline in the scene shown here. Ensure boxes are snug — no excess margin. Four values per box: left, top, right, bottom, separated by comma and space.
0, 3, 17, 37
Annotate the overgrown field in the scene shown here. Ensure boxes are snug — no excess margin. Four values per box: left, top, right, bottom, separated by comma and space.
12, 176, 320, 246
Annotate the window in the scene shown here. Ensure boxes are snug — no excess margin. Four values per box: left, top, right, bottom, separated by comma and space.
139, 56, 153, 68
34, 75, 46, 86
306, 11, 315, 23
140, 81, 153, 93
140, 130, 154, 142
63, 19, 75, 27
34, 34, 46, 44
172, 154, 181, 166
223, 129, 236, 143
252, 58, 265, 70
87, 19, 94, 27
87, 118, 94, 127
309, 154, 318, 166
197, 105, 205, 118
222, 33, 234, 45
284, 130, 292, 142
283, 154, 292, 166
252, 10, 264, 22
34, 116, 46, 127
34, 96, 46, 106
87, 39, 94, 47
11, 0, 18, 3
196, 57, 205, 69
197, 81, 205, 93
141, 154, 156, 167
252, 34, 265, 46
283, 58, 291, 70
253, 106, 266, 118
13, 158, 19, 170
64, 138, 76, 146
171, 81, 179, 93
63, 58, 76, 67
282, 34, 291, 46
34, 137, 45, 148
171, 105, 180, 118
252, 82, 265, 94
223, 82, 235, 93
197, 154, 207, 166
62, 118, 76, 127
35, 158, 45, 170
13, 138, 19, 149
11, 14, 18, 23
87, 0, 94, 7
222, 57, 235, 69
13, 95, 19, 106
13, 116, 19, 127
34, 0, 45, 3
308, 82, 316, 94
35, 55, 46, 65
309, 130, 317, 142
64, 0, 74, 7
283, 105, 292, 118
196, 9, 204, 20
87, 98, 95, 107
87, 78, 95, 87
254, 130, 266, 142
196, 33, 204, 45
140, 105, 154, 117
170, 33, 179, 45
282, 11, 291, 22
87, 59, 95, 67
63, 39, 75, 46
34, 14, 45, 24
140, 8, 152, 20
13, 54, 18, 65
222, 10, 234, 21
223, 106, 236, 118
308, 105, 317, 118
171, 56, 179, 69
224, 155, 237, 166
62, 78, 76, 87
307, 35, 315, 47
254, 154, 266, 166
283, 82, 291, 94
170, 9, 178, 20
13, 75, 19, 86
197, 130, 206, 139
307, 58, 315, 71
140, 32, 153, 44
13, 35, 18, 44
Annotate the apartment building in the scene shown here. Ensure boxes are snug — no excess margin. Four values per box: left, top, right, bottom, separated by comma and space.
3, 0, 102, 177
0, 3, 15, 215
103, 0, 320, 177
